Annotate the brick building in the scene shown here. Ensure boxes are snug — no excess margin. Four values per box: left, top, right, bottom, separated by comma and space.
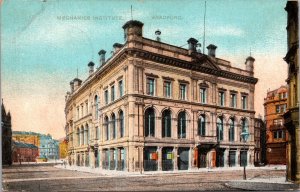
12, 141, 39, 163
65, 20, 258, 172
264, 85, 288, 164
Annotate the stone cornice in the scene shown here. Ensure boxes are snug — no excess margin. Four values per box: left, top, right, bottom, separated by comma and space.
126, 48, 258, 84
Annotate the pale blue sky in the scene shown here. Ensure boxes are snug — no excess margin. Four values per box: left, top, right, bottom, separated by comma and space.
1, 0, 288, 139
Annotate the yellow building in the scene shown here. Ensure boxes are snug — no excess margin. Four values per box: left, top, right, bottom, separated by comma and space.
284, 1, 299, 183
59, 138, 68, 159
65, 20, 258, 172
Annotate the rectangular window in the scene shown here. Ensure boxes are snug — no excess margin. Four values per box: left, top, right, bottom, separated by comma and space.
276, 105, 280, 113
119, 80, 123, 97
279, 93, 282, 100
273, 131, 278, 139
81, 105, 84, 117
105, 90, 109, 105
230, 93, 237, 108
146, 78, 155, 96
180, 84, 186, 100
200, 88, 207, 103
111, 86, 115, 102
282, 104, 287, 112
77, 107, 79, 119
241, 95, 247, 110
85, 102, 88, 115
218, 92, 225, 106
163, 81, 171, 98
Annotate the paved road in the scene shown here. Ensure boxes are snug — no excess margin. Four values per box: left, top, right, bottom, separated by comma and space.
2, 165, 297, 191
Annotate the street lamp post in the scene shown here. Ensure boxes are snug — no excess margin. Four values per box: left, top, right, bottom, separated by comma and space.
240, 131, 249, 180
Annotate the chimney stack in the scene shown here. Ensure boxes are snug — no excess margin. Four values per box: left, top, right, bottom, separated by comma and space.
155, 29, 161, 42
73, 78, 82, 91
206, 44, 217, 57
122, 20, 144, 41
70, 80, 74, 93
187, 38, 198, 55
98, 49, 106, 66
113, 43, 123, 54
245, 56, 255, 72
88, 61, 95, 75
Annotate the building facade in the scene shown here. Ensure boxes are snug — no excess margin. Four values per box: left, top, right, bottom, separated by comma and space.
39, 134, 59, 160
12, 141, 39, 163
264, 85, 288, 164
284, 1, 299, 183
2, 101, 12, 165
59, 137, 68, 159
65, 20, 258, 172
254, 117, 266, 166
12, 131, 59, 160
13, 131, 40, 147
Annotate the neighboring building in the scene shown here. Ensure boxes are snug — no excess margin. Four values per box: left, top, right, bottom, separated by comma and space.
264, 85, 288, 164
254, 117, 266, 166
284, 1, 299, 183
39, 134, 59, 160
65, 20, 258, 172
59, 137, 68, 159
12, 141, 39, 162
12, 131, 59, 160
2, 101, 12, 165
12, 131, 40, 147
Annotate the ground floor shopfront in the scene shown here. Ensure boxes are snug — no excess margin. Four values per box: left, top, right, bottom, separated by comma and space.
68, 143, 254, 172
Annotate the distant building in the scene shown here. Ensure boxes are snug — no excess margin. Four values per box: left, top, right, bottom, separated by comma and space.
254, 117, 266, 166
12, 131, 40, 147
65, 20, 258, 172
12, 131, 59, 160
264, 85, 288, 164
39, 134, 59, 160
2, 101, 12, 165
12, 141, 39, 162
59, 138, 68, 159
284, 0, 299, 183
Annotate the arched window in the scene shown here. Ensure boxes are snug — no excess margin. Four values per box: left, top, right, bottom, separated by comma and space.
81, 126, 85, 145
162, 110, 171, 137
119, 111, 124, 138
198, 115, 206, 136
77, 128, 80, 146
111, 113, 116, 139
241, 118, 249, 133
104, 116, 109, 140
178, 111, 187, 138
85, 124, 89, 144
94, 95, 99, 119
217, 117, 223, 141
229, 118, 235, 141
144, 108, 155, 137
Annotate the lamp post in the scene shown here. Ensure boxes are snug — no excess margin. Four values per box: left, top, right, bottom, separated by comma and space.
240, 131, 249, 180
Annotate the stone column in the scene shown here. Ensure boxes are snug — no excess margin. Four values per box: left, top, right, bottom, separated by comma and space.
224, 149, 229, 167
157, 117, 162, 139
236, 149, 240, 167
157, 147, 162, 171
173, 147, 178, 170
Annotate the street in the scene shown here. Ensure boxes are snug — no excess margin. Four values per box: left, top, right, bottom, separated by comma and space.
3, 165, 299, 191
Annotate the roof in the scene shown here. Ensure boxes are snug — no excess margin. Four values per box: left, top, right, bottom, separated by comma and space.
13, 141, 38, 149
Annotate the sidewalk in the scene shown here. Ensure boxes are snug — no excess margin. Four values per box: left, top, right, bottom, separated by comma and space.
54, 164, 287, 177
225, 177, 300, 191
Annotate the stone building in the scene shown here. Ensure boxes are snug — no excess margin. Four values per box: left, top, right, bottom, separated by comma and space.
264, 85, 288, 164
2, 101, 12, 165
65, 20, 258, 172
284, 1, 299, 183
254, 117, 266, 166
